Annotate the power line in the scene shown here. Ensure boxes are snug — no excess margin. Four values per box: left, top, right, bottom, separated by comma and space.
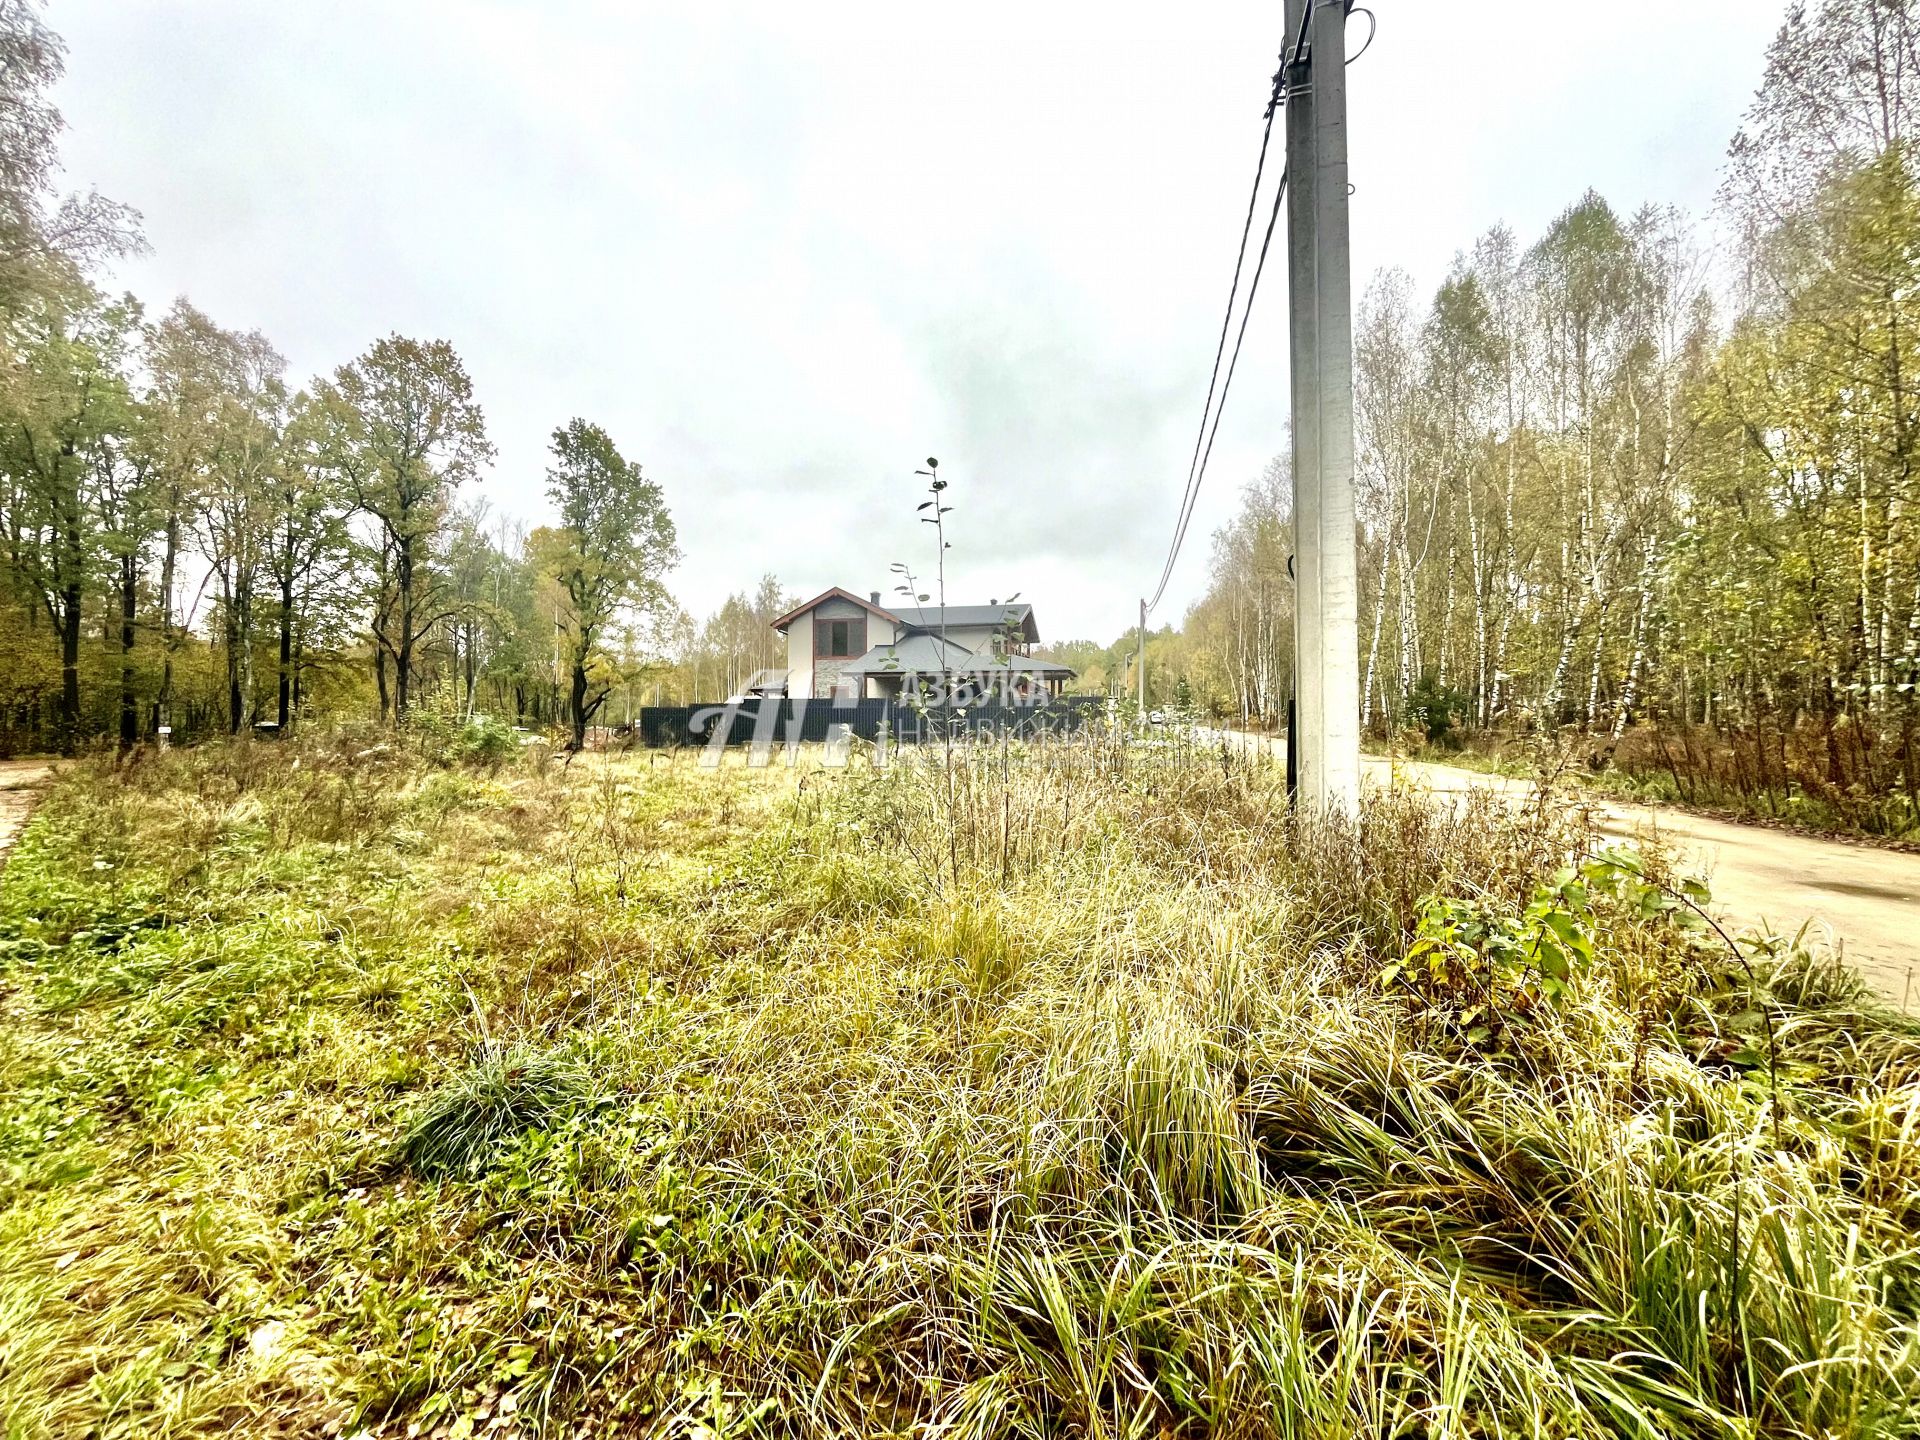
1167, 166, 1289, 606
1145, 67, 1286, 619
1287, 0, 1314, 72
1149, 168, 1290, 620
1347, 7, 1377, 66
1146, 55, 1292, 617
1144, 4, 1376, 621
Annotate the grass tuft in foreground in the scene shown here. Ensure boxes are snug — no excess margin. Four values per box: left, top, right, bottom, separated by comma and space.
0, 729, 1916, 1438
402, 1045, 598, 1182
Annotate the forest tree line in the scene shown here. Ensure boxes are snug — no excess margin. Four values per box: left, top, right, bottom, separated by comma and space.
0, 3, 697, 755
0, 1, 875, 754
1115, 0, 1920, 833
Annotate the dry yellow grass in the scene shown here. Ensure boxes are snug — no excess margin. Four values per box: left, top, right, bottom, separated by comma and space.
0, 730, 1915, 1438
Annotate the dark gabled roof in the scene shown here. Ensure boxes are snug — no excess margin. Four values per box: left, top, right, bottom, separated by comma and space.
770, 586, 899, 633
838, 633, 1075, 678
835, 633, 977, 676
769, 590, 1047, 645
892, 603, 1039, 643
1002, 653, 1076, 676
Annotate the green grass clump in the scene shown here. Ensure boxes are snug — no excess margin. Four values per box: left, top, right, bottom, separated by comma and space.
0, 730, 1915, 1438
401, 1045, 596, 1180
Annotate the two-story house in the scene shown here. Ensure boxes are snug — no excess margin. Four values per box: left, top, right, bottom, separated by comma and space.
765, 587, 1075, 702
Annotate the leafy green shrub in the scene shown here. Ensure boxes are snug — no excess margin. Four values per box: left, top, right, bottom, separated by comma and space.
407, 713, 520, 770
401, 1046, 593, 1179
451, 716, 519, 769
1383, 848, 1707, 1049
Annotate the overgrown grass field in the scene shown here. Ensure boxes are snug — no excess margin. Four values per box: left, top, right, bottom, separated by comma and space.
1, 733, 1917, 1438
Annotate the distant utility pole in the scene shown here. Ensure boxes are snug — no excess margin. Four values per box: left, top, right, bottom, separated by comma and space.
1284, 0, 1361, 816
1137, 598, 1147, 716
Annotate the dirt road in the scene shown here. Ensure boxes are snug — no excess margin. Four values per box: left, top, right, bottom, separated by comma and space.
0, 760, 52, 872
1206, 732, 1920, 1008
1384, 756, 1920, 1006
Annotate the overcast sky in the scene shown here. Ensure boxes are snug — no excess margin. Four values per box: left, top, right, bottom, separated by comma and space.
54, 2, 1783, 645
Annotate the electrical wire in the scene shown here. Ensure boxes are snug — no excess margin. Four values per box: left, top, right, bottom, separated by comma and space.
1287, 0, 1314, 72
1147, 164, 1289, 617
1143, 2, 1376, 620
1348, 7, 1377, 65
1145, 54, 1290, 618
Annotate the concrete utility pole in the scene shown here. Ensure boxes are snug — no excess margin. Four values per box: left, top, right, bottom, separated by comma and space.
1283, 0, 1361, 815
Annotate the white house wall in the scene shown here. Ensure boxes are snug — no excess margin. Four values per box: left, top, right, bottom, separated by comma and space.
785, 612, 814, 699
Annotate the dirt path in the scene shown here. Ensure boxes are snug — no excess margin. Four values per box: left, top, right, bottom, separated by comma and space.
0, 759, 53, 873
1205, 732, 1920, 1008
1378, 756, 1920, 1008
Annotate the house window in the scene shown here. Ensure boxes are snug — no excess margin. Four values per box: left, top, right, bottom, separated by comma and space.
816, 617, 864, 658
